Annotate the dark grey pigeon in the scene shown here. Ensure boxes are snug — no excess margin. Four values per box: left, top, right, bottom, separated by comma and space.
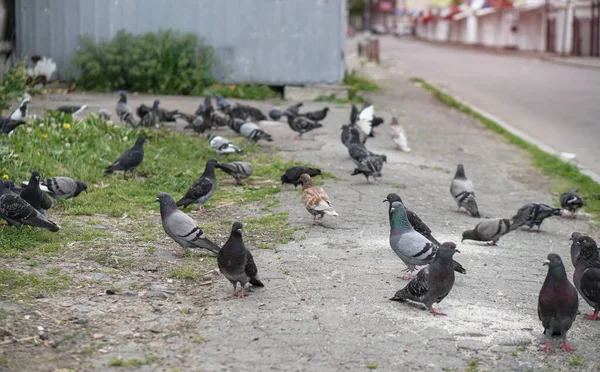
215, 93, 235, 114
461, 218, 512, 245
384, 193, 440, 247
176, 158, 218, 211
450, 164, 480, 218
538, 253, 578, 352
570, 232, 583, 268
390, 242, 460, 316
238, 104, 267, 122
560, 188, 586, 217
281, 166, 322, 188
510, 203, 562, 232
182, 114, 210, 135
286, 114, 322, 139
0, 182, 59, 232
347, 128, 381, 165
283, 102, 303, 117
0, 115, 26, 135
197, 93, 213, 116
217, 221, 264, 298
139, 100, 161, 128
116, 92, 137, 126
239, 122, 273, 142
388, 201, 465, 279
56, 105, 87, 115
573, 235, 600, 321
10, 95, 30, 122
215, 161, 253, 185
42, 177, 87, 200
299, 107, 329, 122
1, 179, 21, 194
227, 117, 245, 134
20, 171, 53, 216
351, 155, 386, 183
269, 107, 283, 121
104, 137, 146, 178
156, 192, 220, 257
341, 124, 353, 148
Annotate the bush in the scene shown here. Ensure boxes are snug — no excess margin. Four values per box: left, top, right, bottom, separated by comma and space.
73, 29, 215, 95
0, 60, 29, 112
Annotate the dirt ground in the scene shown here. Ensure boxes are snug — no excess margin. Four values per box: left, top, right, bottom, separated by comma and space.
1, 49, 599, 372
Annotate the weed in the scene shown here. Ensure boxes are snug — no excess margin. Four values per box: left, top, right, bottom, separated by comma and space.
570, 354, 585, 366
167, 260, 215, 280
109, 358, 124, 367
0, 268, 71, 299
366, 363, 378, 369
413, 77, 600, 219
128, 283, 147, 291
466, 359, 479, 372
283, 269, 289, 275
0, 60, 30, 112
344, 70, 380, 102
208, 84, 281, 100
191, 335, 205, 343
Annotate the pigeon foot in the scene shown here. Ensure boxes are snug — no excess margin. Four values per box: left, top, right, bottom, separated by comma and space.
173, 252, 185, 258
429, 308, 446, 316
538, 342, 552, 352
295, 135, 303, 140
485, 242, 497, 246
199, 206, 206, 212
232, 287, 238, 297
584, 310, 599, 320
561, 340, 575, 352
237, 288, 244, 298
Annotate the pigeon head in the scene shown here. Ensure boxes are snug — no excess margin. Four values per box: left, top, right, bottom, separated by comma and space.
383, 193, 402, 204
152, 100, 160, 110
206, 158, 218, 167
544, 254, 566, 273
551, 208, 563, 216
454, 164, 466, 179
389, 201, 411, 230
299, 174, 314, 188
207, 134, 215, 141
307, 168, 322, 177
74, 181, 88, 196
380, 155, 387, 163
575, 235, 599, 263
461, 229, 477, 242
155, 192, 177, 217
439, 241, 461, 255
231, 221, 243, 236
280, 174, 290, 184
570, 232, 582, 242
30, 170, 41, 183
390, 117, 399, 126
323, 107, 330, 113
135, 137, 146, 146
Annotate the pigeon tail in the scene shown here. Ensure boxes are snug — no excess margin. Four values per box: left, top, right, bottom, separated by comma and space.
249, 277, 264, 287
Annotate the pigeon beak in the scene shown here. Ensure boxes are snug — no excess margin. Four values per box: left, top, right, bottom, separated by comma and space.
455, 249, 461, 253
460, 238, 464, 242
543, 259, 550, 266
382, 199, 387, 203
154, 198, 159, 202
236, 229, 243, 234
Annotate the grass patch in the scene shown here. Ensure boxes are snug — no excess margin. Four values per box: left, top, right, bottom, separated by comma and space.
570, 354, 585, 366
465, 359, 479, 372
245, 212, 297, 248
412, 77, 600, 217
167, 260, 215, 280
366, 363, 378, 369
108, 355, 159, 368
315, 70, 380, 104
208, 83, 281, 100
0, 267, 71, 299
191, 335, 205, 343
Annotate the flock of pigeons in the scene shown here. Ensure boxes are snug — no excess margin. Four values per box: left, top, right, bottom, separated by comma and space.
1, 91, 598, 353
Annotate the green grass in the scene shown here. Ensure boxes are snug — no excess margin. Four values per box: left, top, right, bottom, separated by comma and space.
207, 83, 281, 100
366, 363, 378, 370
0, 267, 71, 299
412, 77, 600, 217
465, 359, 479, 372
570, 354, 585, 366
315, 70, 380, 104
108, 355, 159, 368
167, 260, 215, 280
191, 335, 205, 343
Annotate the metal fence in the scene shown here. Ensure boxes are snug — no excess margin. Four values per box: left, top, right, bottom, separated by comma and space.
15, 0, 346, 85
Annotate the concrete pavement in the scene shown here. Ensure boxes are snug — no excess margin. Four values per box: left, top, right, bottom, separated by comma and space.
366, 36, 600, 176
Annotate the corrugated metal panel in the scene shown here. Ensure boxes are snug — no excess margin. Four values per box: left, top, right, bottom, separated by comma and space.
16, 0, 346, 85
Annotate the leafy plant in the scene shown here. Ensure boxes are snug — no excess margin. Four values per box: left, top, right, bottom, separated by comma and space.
208, 83, 281, 100
73, 29, 215, 95
0, 60, 29, 112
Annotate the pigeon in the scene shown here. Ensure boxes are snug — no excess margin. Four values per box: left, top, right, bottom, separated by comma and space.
238, 104, 267, 122
157, 107, 179, 123
0, 116, 26, 135
215, 162, 253, 185
388, 200, 465, 279
10, 94, 31, 121
0, 181, 59, 232
215, 93, 235, 114
227, 117, 245, 134
176, 158, 218, 211
390, 117, 411, 152
570, 232, 585, 268
461, 218, 512, 245
217, 221, 264, 298
299, 107, 329, 122
104, 137, 146, 178
268, 107, 283, 120
41, 177, 88, 200
390, 242, 460, 316
349, 104, 360, 124
281, 166, 322, 188
384, 193, 440, 246
196, 93, 213, 116
371, 116, 384, 129
55, 105, 87, 115
538, 253, 578, 352
286, 115, 323, 139
450, 164, 480, 218
560, 188, 586, 217
284, 102, 303, 117
184, 115, 210, 134
207, 111, 228, 129
355, 104, 374, 144
155, 192, 220, 257
573, 235, 600, 321
239, 122, 273, 142
230, 105, 248, 121
97, 109, 111, 121
300, 173, 338, 225
20, 171, 53, 216
116, 92, 137, 126
1, 179, 22, 194
208, 134, 243, 155
139, 100, 161, 128
340, 125, 353, 148
351, 155, 386, 183
347, 128, 376, 165
510, 203, 562, 232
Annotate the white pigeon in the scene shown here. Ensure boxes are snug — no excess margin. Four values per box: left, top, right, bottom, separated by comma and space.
356, 104, 374, 144
207, 134, 243, 155
389, 117, 411, 152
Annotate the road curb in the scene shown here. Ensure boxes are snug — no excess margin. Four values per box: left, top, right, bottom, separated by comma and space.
414, 79, 600, 185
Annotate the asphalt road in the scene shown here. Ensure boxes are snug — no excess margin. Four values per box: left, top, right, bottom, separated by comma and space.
374, 36, 600, 175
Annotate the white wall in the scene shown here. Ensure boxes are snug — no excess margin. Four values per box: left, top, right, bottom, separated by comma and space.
516, 8, 546, 51
435, 20, 450, 41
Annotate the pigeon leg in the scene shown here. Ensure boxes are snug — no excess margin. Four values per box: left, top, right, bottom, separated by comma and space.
295, 134, 303, 140
399, 268, 414, 280
0, 222, 5, 226
236, 178, 243, 186
173, 252, 184, 258
429, 308, 447, 316
232, 285, 238, 297
584, 310, 599, 320
199, 205, 206, 212
238, 287, 244, 298
485, 241, 497, 246
374, 178, 381, 184
561, 339, 575, 352
538, 342, 552, 352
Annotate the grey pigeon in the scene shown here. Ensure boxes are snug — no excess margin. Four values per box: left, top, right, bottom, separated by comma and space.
388, 201, 465, 278
390, 242, 460, 316
0, 181, 59, 232
349, 104, 359, 124
461, 218, 512, 245
384, 193, 440, 247
239, 122, 273, 142
56, 105, 87, 115
340, 124, 353, 148
227, 117, 245, 133
1, 179, 22, 194
351, 154, 386, 183
299, 107, 329, 122
42, 177, 88, 200
116, 92, 137, 126
139, 100, 161, 128
20, 171, 53, 216
10, 94, 30, 121
215, 161, 253, 185
176, 158, 218, 211
217, 221, 264, 298
560, 188, 586, 217
573, 235, 600, 321
238, 104, 267, 122
347, 128, 379, 165
104, 137, 145, 178
570, 232, 583, 268
268, 107, 283, 120
215, 93, 235, 114
196, 93, 213, 116
208, 134, 243, 155
286, 114, 322, 139
156, 192, 220, 257
181, 114, 210, 135
97, 109, 111, 121
281, 166, 322, 188
0, 116, 26, 135
538, 253, 578, 352
510, 203, 562, 232
283, 102, 303, 117
450, 164, 480, 218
